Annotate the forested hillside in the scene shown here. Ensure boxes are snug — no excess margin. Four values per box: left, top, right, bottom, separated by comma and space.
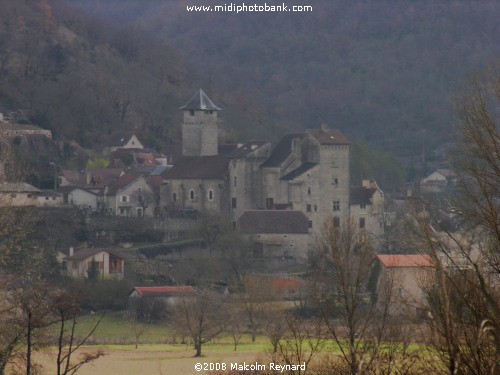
70, 0, 499, 158
0, 0, 192, 149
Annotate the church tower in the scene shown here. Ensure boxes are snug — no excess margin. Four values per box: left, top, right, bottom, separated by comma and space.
180, 89, 221, 156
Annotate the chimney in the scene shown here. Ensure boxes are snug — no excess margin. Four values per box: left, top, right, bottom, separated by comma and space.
321, 123, 327, 131
69, 247, 74, 256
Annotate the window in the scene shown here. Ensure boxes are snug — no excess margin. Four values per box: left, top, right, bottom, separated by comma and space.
333, 217, 340, 227
314, 204, 318, 212
119, 208, 126, 215
308, 220, 313, 229
189, 190, 195, 200
137, 208, 143, 217
233, 176, 237, 187
360, 204, 366, 209
172, 192, 177, 202
306, 204, 312, 212
307, 187, 311, 196
333, 201, 340, 211
87, 260, 104, 271
266, 197, 274, 209
332, 177, 338, 185
138, 194, 144, 203
121, 195, 128, 203
189, 110, 195, 116
208, 189, 214, 201
359, 217, 366, 229
45, 197, 49, 200
232, 197, 237, 209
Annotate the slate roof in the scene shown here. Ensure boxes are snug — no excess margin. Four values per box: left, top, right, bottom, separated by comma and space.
105, 131, 138, 147
306, 128, 350, 145
179, 89, 221, 111
239, 210, 310, 234
131, 286, 196, 297
218, 141, 268, 158
376, 254, 434, 268
164, 155, 229, 180
281, 162, 318, 180
65, 248, 124, 261
261, 133, 306, 168
350, 187, 377, 205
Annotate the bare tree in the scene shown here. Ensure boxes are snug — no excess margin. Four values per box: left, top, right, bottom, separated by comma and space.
312, 220, 395, 375
52, 290, 104, 375
170, 289, 226, 357
270, 314, 325, 375
410, 70, 500, 375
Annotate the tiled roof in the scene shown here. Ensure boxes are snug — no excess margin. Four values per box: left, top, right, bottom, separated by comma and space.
436, 168, 456, 178
261, 133, 306, 168
106, 173, 142, 195
36, 190, 62, 197
164, 155, 229, 180
179, 89, 221, 111
0, 182, 40, 193
376, 254, 434, 268
132, 286, 196, 297
350, 187, 377, 205
84, 168, 124, 189
306, 128, 350, 145
281, 162, 318, 180
239, 210, 310, 234
65, 248, 124, 261
60, 169, 83, 184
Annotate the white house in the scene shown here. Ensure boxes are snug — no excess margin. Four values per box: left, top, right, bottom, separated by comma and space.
0, 182, 40, 206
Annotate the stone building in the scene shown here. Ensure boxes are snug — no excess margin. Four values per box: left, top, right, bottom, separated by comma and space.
260, 125, 350, 236
350, 179, 385, 240
180, 89, 220, 157
161, 89, 383, 257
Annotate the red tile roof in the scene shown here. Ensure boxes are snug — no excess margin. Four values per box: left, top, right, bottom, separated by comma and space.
376, 254, 434, 268
132, 286, 196, 297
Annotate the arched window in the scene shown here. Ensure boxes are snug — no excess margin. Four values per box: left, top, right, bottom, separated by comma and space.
208, 189, 214, 201
189, 190, 195, 200
172, 192, 177, 202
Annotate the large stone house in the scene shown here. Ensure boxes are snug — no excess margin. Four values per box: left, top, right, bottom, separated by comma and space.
105, 174, 155, 217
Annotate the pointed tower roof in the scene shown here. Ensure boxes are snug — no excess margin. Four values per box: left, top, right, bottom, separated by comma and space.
179, 89, 221, 111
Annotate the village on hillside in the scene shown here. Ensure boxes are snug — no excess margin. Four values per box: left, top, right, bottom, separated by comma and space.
0, 88, 467, 304
0, 87, 497, 374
